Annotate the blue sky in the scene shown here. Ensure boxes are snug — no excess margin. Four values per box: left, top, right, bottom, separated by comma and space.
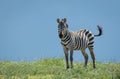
0, 0, 120, 62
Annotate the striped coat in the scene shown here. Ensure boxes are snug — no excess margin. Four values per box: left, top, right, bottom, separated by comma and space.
61, 29, 94, 50
57, 18, 103, 69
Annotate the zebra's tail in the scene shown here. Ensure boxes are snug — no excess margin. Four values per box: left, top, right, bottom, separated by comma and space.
94, 25, 103, 37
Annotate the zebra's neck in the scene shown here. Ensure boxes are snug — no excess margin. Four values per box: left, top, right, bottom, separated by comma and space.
61, 30, 70, 41
61, 30, 72, 46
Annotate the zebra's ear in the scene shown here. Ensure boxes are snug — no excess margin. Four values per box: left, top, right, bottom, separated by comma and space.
57, 18, 60, 23
63, 18, 67, 23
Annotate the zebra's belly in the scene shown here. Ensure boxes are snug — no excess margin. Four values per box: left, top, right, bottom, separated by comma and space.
61, 41, 88, 50
73, 37, 88, 50
73, 46, 87, 50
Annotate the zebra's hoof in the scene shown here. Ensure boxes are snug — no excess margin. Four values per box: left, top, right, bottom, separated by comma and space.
66, 66, 69, 70
93, 66, 96, 69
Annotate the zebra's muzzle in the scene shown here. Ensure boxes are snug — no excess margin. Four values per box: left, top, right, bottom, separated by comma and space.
59, 33, 63, 38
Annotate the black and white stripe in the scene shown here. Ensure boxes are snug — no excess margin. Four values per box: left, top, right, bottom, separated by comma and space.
57, 18, 103, 69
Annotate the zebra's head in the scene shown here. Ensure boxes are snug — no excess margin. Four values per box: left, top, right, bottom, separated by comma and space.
57, 18, 68, 38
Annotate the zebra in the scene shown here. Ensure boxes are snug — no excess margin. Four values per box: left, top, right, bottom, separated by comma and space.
57, 18, 103, 69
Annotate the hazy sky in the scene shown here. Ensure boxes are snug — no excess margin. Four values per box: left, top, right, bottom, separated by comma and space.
0, 0, 120, 62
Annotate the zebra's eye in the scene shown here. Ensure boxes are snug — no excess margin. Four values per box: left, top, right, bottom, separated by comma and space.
58, 25, 61, 29
58, 25, 63, 29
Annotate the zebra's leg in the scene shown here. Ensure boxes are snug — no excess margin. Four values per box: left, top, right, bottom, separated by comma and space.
63, 47, 69, 69
81, 49, 88, 67
70, 50, 73, 68
88, 47, 96, 68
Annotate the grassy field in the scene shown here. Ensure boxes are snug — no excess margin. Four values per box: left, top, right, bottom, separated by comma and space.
0, 58, 120, 79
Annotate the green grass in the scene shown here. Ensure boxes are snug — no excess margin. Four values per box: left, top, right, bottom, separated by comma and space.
0, 58, 120, 79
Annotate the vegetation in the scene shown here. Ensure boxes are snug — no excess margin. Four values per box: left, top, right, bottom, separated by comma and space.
0, 58, 120, 79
